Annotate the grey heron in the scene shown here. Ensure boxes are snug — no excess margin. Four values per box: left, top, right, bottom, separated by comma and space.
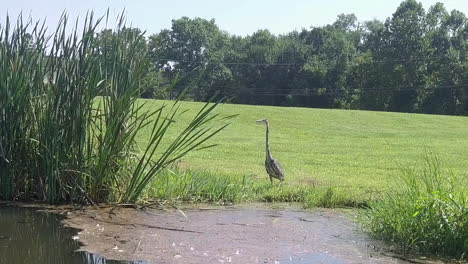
256, 119, 285, 183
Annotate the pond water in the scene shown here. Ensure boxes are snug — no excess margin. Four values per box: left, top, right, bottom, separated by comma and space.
0, 206, 145, 264
1, 205, 453, 264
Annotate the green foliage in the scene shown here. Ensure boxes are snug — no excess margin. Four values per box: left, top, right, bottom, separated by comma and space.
0, 13, 230, 204
144, 169, 258, 204
361, 155, 467, 257
148, 17, 231, 100
144, 1, 468, 115
143, 168, 360, 208
304, 187, 365, 208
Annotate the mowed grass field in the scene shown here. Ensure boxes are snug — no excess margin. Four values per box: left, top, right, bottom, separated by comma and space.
136, 99, 468, 204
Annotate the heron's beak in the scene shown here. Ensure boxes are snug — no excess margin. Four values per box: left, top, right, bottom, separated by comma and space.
256, 119, 264, 124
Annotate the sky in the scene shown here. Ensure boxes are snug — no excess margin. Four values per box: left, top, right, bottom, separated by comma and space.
2, 0, 468, 36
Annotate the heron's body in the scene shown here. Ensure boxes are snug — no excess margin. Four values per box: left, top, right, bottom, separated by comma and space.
265, 156, 284, 182
257, 119, 285, 183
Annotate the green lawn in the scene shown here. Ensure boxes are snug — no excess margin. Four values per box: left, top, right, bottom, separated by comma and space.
136, 99, 468, 204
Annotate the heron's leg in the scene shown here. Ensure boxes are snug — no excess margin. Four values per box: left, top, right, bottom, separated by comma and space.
269, 176, 273, 184
278, 181, 283, 187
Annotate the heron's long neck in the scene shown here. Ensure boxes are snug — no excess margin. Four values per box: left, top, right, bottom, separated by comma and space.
265, 124, 272, 160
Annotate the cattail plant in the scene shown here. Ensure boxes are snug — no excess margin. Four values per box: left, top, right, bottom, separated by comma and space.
0, 12, 231, 204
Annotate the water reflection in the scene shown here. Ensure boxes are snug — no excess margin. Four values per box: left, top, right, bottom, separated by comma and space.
0, 206, 145, 264
83, 253, 146, 264
281, 253, 346, 264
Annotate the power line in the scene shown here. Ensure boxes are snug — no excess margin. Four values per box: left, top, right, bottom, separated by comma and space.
237, 85, 468, 93
154, 58, 304, 66
174, 82, 468, 92
168, 83, 468, 97
152, 52, 468, 67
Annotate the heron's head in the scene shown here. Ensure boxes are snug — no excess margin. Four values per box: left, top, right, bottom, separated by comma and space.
256, 119, 269, 125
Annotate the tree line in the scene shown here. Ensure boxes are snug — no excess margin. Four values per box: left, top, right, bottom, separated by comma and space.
99, 0, 468, 115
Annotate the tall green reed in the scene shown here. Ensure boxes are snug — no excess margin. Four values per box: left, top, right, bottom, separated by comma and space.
361, 155, 467, 257
0, 12, 231, 203
0, 15, 49, 199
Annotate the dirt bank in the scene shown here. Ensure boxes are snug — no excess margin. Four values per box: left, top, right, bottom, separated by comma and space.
58, 204, 454, 264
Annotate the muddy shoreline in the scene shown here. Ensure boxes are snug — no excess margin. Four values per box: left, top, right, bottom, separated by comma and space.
1, 202, 461, 264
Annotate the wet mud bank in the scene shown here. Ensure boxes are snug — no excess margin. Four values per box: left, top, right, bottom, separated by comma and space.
59, 204, 456, 264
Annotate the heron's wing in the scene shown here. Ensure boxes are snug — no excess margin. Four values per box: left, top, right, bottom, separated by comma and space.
265, 159, 276, 176
271, 158, 285, 178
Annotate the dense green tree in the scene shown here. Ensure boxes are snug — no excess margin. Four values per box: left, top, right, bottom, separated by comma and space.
298, 16, 361, 108
422, 6, 468, 114
95, 28, 168, 98
382, 0, 428, 112
148, 17, 231, 100
143, 1, 468, 115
